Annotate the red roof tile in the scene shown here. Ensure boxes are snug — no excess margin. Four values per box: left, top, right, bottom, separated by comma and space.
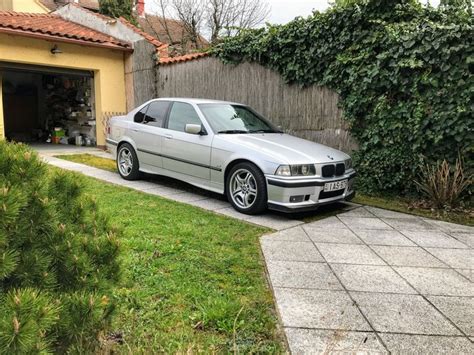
0, 11, 131, 51
159, 52, 209, 65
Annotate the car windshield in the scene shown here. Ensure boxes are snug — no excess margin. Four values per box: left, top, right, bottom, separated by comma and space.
198, 104, 281, 134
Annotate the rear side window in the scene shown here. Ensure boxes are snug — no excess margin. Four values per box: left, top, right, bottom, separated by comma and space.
134, 105, 148, 123
167, 102, 202, 132
144, 101, 171, 127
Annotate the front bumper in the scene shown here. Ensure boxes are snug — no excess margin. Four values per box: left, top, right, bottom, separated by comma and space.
266, 171, 356, 212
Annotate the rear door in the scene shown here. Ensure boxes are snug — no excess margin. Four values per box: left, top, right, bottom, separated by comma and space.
161, 102, 213, 180
131, 101, 171, 169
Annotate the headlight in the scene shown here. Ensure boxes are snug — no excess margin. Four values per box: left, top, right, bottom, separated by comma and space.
345, 158, 352, 170
275, 164, 316, 176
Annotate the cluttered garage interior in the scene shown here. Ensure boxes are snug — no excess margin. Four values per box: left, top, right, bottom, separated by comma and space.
1, 62, 97, 147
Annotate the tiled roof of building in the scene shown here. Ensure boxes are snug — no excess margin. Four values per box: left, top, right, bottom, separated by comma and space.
0, 11, 131, 51
159, 52, 209, 65
51, 3, 170, 56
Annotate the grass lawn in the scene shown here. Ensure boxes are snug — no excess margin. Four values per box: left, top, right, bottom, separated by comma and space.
56, 153, 473, 226
56, 153, 117, 172
63, 170, 284, 353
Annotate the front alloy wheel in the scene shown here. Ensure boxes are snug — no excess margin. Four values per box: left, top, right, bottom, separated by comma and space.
230, 169, 258, 209
226, 162, 267, 214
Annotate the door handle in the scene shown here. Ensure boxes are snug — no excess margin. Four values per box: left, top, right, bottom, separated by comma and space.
164, 134, 173, 140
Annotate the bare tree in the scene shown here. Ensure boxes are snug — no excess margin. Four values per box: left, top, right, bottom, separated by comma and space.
154, 0, 176, 45
153, 0, 270, 49
207, 0, 270, 42
173, 0, 206, 47
152, 0, 206, 50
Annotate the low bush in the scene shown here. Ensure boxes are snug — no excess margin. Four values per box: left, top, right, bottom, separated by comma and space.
0, 141, 120, 353
416, 156, 472, 209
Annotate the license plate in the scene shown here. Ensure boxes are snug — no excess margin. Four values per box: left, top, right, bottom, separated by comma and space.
324, 179, 348, 192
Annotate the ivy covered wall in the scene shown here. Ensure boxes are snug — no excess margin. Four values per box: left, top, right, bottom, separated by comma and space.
213, 0, 473, 195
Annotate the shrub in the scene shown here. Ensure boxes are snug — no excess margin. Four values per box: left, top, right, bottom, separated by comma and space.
0, 141, 120, 353
213, 0, 473, 196
416, 157, 472, 209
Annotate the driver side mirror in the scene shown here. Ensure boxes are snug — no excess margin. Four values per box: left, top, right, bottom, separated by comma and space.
185, 124, 205, 135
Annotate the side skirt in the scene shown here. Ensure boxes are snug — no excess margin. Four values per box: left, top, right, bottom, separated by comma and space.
139, 164, 225, 195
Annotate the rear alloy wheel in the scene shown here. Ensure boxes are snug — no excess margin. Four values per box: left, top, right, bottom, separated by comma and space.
226, 162, 267, 215
117, 143, 141, 180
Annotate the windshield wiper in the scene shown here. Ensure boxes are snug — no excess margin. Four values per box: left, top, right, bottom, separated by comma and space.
217, 130, 249, 134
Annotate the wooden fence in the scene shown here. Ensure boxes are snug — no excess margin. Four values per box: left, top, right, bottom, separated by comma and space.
156, 57, 357, 152
101, 111, 126, 138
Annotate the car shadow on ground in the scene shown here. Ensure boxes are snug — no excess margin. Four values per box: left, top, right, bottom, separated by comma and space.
142, 173, 350, 222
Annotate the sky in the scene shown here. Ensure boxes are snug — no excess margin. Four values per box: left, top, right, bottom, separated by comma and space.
266, 0, 441, 24
147, 0, 442, 25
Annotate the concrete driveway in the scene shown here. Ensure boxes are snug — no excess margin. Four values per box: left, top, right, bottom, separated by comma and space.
261, 207, 473, 353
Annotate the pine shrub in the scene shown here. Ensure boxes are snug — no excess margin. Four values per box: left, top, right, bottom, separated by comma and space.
0, 141, 120, 353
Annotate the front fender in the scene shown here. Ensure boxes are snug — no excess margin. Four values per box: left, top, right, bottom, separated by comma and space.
221, 152, 280, 177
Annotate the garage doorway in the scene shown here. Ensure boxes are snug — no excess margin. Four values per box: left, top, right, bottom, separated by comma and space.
1, 62, 97, 146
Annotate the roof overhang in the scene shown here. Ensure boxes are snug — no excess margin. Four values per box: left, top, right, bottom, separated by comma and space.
0, 27, 133, 52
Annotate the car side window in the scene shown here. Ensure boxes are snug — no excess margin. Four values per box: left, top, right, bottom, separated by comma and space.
167, 102, 202, 133
134, 105, 148, 123
144, 101, 171, 127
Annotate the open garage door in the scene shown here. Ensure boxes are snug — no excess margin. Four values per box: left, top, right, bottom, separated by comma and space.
0, 62, 97, 146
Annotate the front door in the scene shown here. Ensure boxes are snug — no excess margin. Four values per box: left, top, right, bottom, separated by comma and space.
161, 102, 213, 180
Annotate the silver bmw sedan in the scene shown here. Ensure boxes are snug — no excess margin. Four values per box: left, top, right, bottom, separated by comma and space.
106, 98, 356, 214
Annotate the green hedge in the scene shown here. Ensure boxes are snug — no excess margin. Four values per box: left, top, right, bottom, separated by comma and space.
213, 0, 473, 195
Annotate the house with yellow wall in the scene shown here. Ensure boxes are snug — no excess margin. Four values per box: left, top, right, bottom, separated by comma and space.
0, 0, 165, 147
0, 0, 50, 13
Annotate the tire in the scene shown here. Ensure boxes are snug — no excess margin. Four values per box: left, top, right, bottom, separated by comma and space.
226, 162, 267, 215
117, 143, 141, 181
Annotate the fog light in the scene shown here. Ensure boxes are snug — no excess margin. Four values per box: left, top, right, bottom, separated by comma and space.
290, 195, 304, 203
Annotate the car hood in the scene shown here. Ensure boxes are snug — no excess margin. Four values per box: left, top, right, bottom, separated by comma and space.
219, 133, 350, 164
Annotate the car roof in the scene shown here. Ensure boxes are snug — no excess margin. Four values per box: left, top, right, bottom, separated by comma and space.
156, 97, 244, 106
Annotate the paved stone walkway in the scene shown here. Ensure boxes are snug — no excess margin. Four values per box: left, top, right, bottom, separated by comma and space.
261, 206, 474, 354
39, 149, 311, 230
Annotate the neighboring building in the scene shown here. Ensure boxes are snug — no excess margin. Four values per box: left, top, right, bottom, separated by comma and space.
0, 0, 50, 12
0, 2, 168, 147
0, 11, 130, 147
0, 0, 207, 52
0, 0, 205, 147
137, 14, 208, 55
0, 0, 99, 12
